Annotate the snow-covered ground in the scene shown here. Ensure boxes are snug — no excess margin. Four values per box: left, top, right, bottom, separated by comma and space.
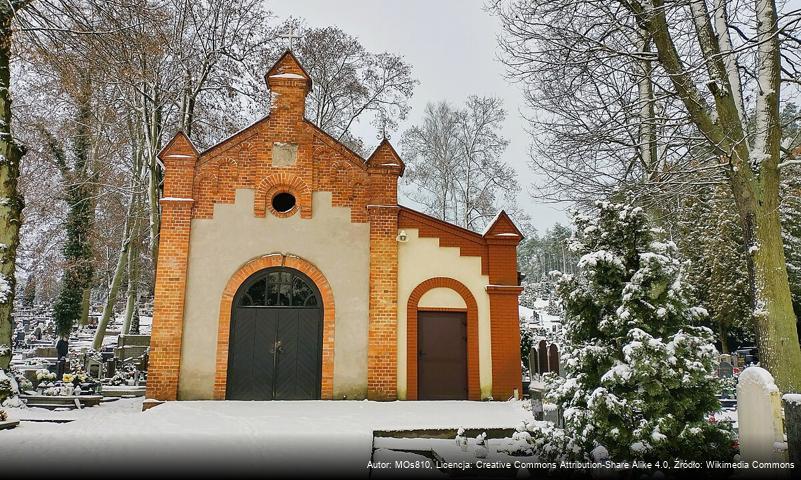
520, 300, 562, 332
1, 399, 531, 475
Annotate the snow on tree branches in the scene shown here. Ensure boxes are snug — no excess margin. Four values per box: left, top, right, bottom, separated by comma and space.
545, 201, 733, 461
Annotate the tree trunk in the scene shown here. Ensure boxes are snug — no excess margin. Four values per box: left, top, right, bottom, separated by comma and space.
750, 196, 801, 391
718, 321, 729, 354
79, 288, 91, 326
632, 0, 801, 392
637, 31, 658, 180
122, 204, 141, 335
148, 152, 160, 269
92, 199, 134, 350
0, 7, 27, 371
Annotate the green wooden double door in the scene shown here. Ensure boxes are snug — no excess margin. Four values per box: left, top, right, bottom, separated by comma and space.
226, 268, 323, 401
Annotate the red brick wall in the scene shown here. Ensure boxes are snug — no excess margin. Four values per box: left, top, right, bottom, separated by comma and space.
397, 208, 524, 400
191, 54, 371, 225
365, 140, 404, 400
146, 133, 197, 401
398, 208, 490, 275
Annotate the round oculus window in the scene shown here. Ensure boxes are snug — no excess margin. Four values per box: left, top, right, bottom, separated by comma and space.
272, 192, 296, 213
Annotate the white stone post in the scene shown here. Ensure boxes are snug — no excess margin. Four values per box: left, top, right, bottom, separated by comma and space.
737, 367, 787, 462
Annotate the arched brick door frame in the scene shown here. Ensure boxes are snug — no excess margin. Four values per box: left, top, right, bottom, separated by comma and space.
407, 277, 480, 400
213, 253, 335, 399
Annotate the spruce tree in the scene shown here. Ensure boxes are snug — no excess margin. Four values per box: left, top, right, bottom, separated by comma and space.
550, 201, 733, 461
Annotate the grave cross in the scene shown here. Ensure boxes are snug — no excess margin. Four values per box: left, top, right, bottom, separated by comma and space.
279, 24, 300, 50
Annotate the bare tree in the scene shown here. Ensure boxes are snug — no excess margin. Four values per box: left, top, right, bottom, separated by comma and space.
262, 21, 418, 155
493, 0, 801, 391
401, 96, 522, 231
0, 0, 32, 378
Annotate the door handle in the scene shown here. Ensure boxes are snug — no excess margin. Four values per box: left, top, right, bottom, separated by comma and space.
271, 340, 283, 354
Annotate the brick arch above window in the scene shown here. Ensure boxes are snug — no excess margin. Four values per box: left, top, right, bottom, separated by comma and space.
254, 173, 312, 219
406, 277, 480, 400
213, 253, 335, 400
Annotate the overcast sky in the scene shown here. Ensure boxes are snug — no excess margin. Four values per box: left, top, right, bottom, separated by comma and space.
268, 0, 570, 233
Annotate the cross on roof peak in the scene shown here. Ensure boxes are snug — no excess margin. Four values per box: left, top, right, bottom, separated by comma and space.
278, 24, 301, 50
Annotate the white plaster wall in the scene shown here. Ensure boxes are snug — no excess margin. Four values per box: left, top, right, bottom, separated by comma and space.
418, 288, 467, 309
177, 189, 370, 400
397, 229, 492, 399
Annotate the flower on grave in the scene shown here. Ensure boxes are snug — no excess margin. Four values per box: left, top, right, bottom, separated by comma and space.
35, 369, 56, 381
62, 373, 75, 383
17, 377, 33, 392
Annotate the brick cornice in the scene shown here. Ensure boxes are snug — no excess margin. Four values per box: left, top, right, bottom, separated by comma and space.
398, 206, 490, 275
199, 116, 267, 160
486, 285, 524, 295
306, 122, 367, 168
485, 237, 522, 246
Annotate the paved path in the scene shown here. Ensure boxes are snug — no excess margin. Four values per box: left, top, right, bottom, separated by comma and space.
1, 399, 528, 475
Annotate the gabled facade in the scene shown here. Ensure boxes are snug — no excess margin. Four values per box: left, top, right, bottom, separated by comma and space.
146, 51, 523, 402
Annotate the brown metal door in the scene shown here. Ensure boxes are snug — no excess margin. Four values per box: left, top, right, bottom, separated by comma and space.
417, 310, 468, 400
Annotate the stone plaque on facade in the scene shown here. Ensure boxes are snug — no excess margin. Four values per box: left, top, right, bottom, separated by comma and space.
272, 142, 298, 167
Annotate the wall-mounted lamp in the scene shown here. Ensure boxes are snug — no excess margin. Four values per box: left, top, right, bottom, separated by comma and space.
396, 230, 408, 242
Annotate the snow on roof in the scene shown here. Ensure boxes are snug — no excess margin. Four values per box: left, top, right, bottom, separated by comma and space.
482, 211, 504, 236
518, 305, 534, 321
160, 197, 193, 202
531, 298, 549, 309
269, 73, 307, 79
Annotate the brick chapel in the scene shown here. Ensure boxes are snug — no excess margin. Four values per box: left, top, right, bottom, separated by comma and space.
145, 51, 524, 403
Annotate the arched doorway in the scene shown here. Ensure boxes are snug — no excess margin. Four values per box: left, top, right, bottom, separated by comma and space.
226, 267, 323, 400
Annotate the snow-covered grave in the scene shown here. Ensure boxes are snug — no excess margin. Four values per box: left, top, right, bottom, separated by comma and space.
0, 399, 531, 474
737, 367, 787, 462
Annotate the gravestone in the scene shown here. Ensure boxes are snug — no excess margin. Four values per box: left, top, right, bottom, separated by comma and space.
718, 361, 733, 378
548, 344, 560, 376
783, 394, 801, 468
543, 403, 560, 425
528, 349, 538, 378
529, 379, 545, 421
537, 340, 548, 375
34, 346, 57, 358
105, 360, 116, 378
85, 358, 103, 378
737, 367, 787, 462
